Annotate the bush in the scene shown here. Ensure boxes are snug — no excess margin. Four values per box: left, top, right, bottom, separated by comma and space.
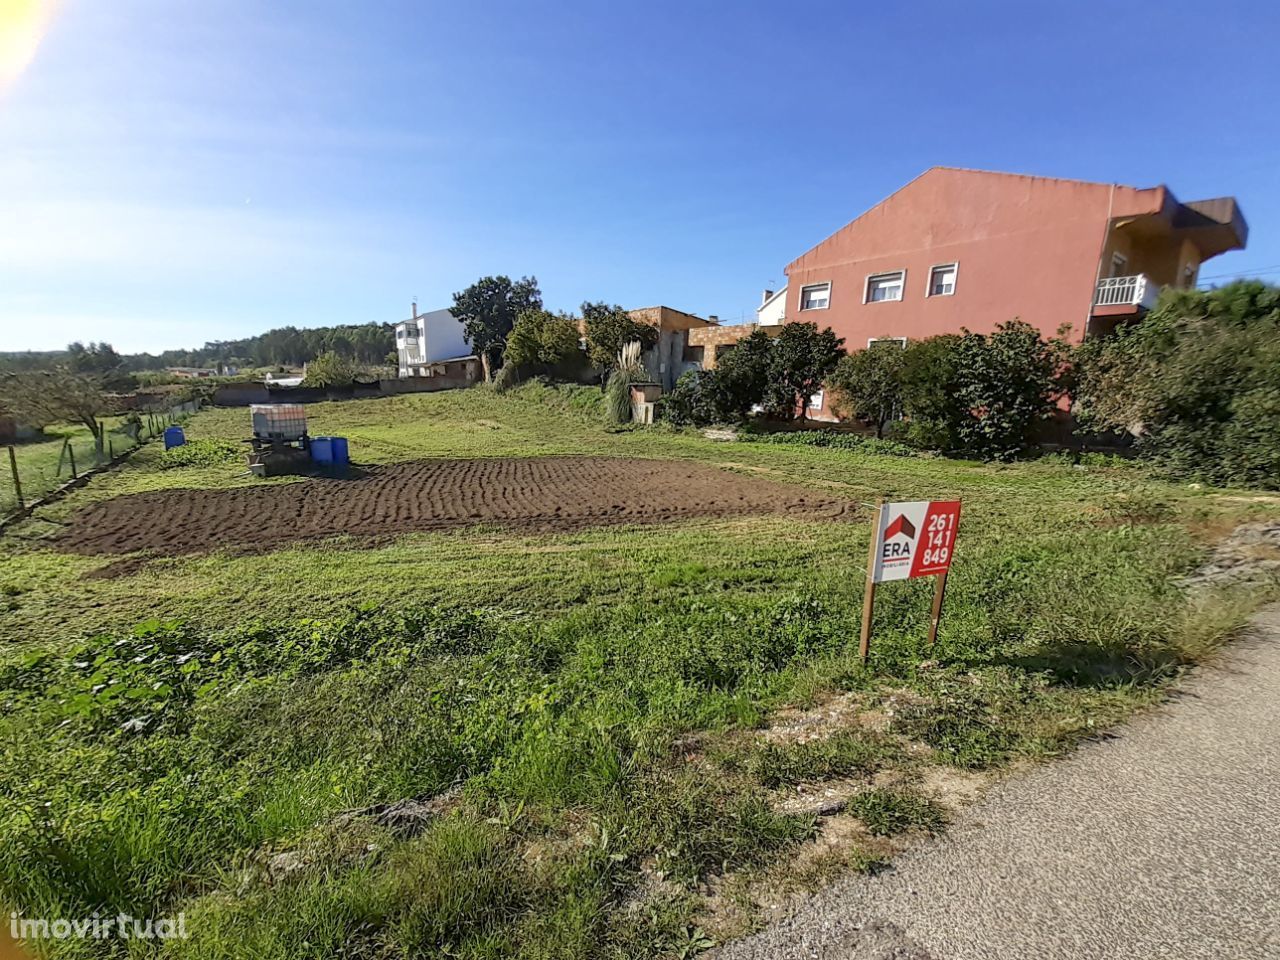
503, 309, 585, 378
662, 371, 722, 426
303, 351, 356, 388
951, 320, 1069, 460
898, 335, 965, 451
582, 302, 658, 371
1076, 281, 1280, 488
663, 330, 776, 427
827, 343, 904, 437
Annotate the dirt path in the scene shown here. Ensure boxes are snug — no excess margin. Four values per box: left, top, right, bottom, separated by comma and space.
716, 605, 1280, 960
57, 456, 858, 556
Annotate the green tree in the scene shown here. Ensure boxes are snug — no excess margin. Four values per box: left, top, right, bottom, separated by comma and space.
1076, 280, 1280, 486
898, 334, 965, 450
451, 276, 543, 382
302, 351, 357, 388
952, 320, 1068, 460
762, 322, 845, 421
0, 368, 114, 456
827, 342, 905, 437
581, 302, 658, 371
503, 309, 584, 375
66, 341, 135, 391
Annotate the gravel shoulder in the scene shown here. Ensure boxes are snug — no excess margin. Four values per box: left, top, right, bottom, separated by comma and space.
716, 605, 1280, 960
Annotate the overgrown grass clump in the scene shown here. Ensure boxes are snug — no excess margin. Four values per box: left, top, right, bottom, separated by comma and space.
741, 429, 919, 457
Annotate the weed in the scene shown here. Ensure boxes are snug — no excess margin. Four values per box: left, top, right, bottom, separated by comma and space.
745, 731, 898, 788
847, 789, 944, 836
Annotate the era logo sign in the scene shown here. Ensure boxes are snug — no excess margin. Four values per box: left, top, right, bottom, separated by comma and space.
871, 501, 961, 583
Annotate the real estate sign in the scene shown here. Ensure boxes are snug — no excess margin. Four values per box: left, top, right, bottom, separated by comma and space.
870, 500, 961, 583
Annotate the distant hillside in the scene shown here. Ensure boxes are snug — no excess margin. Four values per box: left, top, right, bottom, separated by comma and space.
0, 323, 397, 372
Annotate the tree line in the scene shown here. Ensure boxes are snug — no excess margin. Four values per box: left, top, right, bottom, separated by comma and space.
0, 323, 397, 374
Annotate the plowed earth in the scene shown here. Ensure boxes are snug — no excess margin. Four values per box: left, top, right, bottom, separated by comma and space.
59, 456, 859, 557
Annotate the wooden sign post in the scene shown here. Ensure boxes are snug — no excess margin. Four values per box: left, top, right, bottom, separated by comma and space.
858, 500, 883, 662
7, 446, 23, 513
860, 499, 962, 663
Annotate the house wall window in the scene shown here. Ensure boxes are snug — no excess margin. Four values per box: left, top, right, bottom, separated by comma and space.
927, 263, 957, 297
799, 282, 831, 311
867, 336, 908, 349
865, 271, 905, 303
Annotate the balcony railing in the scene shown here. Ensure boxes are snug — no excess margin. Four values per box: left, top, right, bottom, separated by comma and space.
1094, 274, 1159, 310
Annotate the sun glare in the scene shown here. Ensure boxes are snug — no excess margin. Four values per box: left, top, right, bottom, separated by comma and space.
0, 0, 56, 94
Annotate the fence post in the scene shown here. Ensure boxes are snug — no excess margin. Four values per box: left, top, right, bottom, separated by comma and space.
108, 436, 114, 460
7, 446, 23, 513
68, 442, 77, 479
57, 437, 69, 477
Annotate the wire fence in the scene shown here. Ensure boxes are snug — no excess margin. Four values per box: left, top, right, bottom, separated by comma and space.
1, 400, 201, 520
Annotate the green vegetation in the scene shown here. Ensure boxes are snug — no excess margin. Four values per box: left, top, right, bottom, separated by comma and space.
157, 438, 243, 470
826, 320, 1070, 459
451, 275, 544, 382
300, 351, 361, 389
503, 309, 586, 384
1077, 280, 1280, 488
739, 429, 918, 458
1, 382, 1278, 958
664, 330, 774, 427
664, 323, 844, 427
0, 417, 157, 515
581, 301, 658, 372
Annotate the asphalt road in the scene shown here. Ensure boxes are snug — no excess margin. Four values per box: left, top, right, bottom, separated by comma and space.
716, 605, 1280, 960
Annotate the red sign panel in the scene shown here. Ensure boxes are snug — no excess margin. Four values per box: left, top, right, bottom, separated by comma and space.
871, 500, 962, 583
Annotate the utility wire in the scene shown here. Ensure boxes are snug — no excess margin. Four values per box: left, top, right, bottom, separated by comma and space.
1198, 263, 1280, 281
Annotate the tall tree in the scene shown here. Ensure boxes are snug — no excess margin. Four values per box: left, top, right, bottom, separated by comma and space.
451, 276, 543, 382
763, 322, 845, 421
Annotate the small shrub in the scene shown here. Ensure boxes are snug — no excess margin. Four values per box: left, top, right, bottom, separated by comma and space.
747, 731, 897, 788
605, 341, 646, 425
158, 438, 242, 469
848, 789, 944, 835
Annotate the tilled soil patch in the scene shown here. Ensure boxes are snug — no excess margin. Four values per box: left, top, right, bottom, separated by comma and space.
58, 456, 859, 557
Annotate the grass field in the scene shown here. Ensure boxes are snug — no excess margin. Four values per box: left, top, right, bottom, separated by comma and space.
0, 416, 169, 517
2, 381, 1278, 959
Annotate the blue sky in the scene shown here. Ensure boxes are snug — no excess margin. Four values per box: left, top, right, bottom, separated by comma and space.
1, 0, 1277, 353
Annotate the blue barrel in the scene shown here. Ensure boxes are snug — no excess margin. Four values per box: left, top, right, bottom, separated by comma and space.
310, 437, 334, 464
329, 437, 349, 466
163, 425, 185, 450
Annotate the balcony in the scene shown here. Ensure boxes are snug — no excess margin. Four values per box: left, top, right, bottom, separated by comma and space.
1093, 274, 1159, 312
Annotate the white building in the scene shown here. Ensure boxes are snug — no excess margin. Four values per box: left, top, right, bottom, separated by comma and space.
757, 287, 786, 326
395, 303, 472, 378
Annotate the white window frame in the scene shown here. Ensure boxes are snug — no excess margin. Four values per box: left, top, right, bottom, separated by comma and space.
799, 282, 831, 311
864, 270, 906, 304
926, 262, 958, 298
867, 336, 908, 349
